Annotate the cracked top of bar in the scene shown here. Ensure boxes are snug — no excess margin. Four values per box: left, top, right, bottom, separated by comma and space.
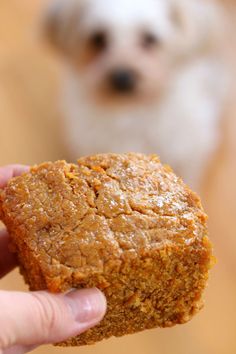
0, 153, 207, 289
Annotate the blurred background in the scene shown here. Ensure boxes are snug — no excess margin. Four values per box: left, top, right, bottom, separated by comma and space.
0, 1, 236, 353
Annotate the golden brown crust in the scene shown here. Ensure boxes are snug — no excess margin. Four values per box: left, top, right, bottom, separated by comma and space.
0, 153, 212, 346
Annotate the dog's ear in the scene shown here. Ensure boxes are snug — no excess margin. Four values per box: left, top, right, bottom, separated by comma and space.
41, 0, 85, 55
169, 0, 224, 55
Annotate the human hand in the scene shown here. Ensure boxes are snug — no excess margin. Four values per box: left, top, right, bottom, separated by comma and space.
0, 165, 107, 354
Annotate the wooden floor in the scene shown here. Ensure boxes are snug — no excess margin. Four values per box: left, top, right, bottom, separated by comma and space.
1, 1, 236, 354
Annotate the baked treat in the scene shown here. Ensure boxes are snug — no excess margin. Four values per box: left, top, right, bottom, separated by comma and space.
0, 153, 213, 346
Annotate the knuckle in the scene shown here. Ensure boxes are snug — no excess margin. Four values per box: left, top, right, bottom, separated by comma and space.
30, 293, 63, 342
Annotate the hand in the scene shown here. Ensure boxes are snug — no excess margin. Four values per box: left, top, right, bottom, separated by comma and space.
0, 165, 107, 354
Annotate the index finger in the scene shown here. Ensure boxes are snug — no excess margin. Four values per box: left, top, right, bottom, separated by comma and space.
0, 165, 29, 189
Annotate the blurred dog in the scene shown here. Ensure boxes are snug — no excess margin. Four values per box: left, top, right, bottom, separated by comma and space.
43, 0, 229, 187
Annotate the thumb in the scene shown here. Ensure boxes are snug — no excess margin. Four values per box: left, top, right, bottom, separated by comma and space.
0, 288, 106, 350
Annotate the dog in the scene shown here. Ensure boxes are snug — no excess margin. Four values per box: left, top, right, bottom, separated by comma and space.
42, 0, 229, 188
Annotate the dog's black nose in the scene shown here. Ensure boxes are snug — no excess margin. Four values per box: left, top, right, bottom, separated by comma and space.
109, 69, 137, 93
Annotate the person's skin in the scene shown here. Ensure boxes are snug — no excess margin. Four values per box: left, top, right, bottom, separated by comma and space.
0, 165, 107, 354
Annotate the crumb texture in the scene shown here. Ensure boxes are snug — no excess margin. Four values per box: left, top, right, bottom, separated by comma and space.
0, 153, 212, 346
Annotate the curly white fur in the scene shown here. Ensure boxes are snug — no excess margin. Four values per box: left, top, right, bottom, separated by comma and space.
43, 0, 229, 188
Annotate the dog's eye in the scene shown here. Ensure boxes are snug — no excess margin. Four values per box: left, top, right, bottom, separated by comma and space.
142, 33, 159, 49
90, 31, 107, 51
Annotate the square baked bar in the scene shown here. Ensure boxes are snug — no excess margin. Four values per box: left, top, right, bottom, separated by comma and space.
0, 153, 212, 346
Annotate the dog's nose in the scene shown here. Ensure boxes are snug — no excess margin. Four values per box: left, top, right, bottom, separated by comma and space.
109, 69, 137, 93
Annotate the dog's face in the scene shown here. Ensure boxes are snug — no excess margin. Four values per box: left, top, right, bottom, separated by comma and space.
44, 0, 213, 107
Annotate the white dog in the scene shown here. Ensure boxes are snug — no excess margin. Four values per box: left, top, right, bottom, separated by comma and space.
43, 0, 229, 187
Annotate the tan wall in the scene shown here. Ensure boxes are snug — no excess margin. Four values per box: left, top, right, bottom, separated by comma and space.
1, 1, 236, 353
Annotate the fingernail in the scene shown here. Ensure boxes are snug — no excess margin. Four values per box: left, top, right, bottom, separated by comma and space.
65, 288, 107, 324
0, 167, 11, 188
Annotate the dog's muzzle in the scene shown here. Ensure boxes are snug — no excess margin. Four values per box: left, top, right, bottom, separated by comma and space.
108, 69, 138, 93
